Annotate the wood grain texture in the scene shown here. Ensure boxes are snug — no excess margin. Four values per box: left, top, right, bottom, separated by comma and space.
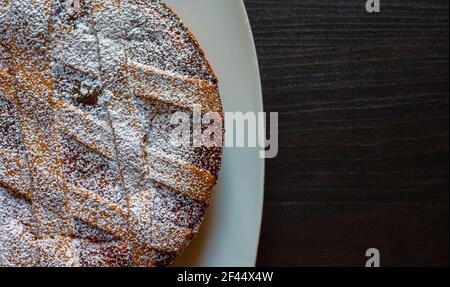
244, 0, 449, 266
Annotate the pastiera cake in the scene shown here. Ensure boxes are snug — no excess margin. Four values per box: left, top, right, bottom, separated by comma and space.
0, 0, 223, 266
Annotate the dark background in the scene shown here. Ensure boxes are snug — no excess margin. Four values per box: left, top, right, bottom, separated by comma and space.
243, 0, 449, 266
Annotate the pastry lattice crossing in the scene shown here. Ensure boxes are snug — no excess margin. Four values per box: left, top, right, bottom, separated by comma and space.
0, 0, 223, 266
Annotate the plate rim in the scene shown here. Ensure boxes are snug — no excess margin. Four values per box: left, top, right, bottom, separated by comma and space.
238, 0, 265, 266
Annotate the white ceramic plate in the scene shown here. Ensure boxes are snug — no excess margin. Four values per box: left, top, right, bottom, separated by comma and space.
163, 0, 265, 267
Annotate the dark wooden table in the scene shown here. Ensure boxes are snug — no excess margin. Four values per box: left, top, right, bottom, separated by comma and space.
244, 0, 449, 266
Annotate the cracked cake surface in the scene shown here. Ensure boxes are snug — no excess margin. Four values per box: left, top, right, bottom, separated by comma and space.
0, 0, 223, 267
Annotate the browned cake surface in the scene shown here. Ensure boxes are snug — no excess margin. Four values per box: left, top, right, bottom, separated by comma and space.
0, 0, 222, 266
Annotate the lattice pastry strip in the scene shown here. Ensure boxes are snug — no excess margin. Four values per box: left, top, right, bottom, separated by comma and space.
50, 0, 129, 245
0, 0, 223, 267
7, 0, 77, 266
56, 101, 116, 160
0, 149, 31, 198
122, 0, 214, 82
91, 0, 221, 265
90, 0, 147, 265
129, 60, 222, 114
0, 76, 32, 199
0, 187, 39, 267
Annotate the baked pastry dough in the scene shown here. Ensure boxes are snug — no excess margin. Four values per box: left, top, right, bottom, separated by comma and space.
0, 0, 222, 266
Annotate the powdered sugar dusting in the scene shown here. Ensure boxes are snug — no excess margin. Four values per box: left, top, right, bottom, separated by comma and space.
0, 0, 223, 266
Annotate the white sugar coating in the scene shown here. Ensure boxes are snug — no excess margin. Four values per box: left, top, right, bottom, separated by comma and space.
0, 0, 223, 267
0, 187, 38, 267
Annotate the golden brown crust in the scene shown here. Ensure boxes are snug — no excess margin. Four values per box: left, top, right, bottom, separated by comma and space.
161, 2, 219, 84
0, 0, 222, 267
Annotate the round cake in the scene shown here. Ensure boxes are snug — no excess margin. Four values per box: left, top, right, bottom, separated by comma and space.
0, 0, 223, 266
